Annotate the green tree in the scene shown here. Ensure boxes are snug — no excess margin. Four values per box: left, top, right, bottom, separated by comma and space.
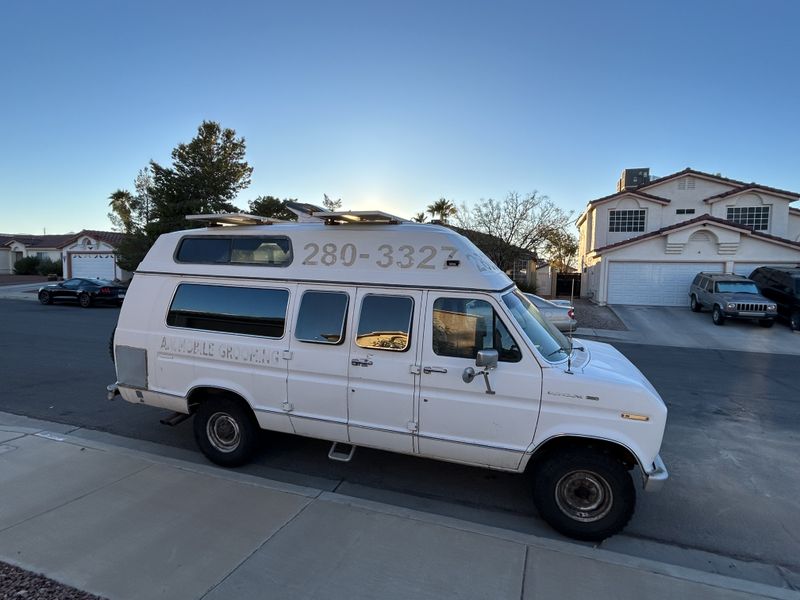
248, 196, 298, 221
542, 229, 579, 271
107, 167, 156, 272
108, 122, 253, 270
426, 198, 457, 223
411, 212, 428, 223
149, 121, 253, 235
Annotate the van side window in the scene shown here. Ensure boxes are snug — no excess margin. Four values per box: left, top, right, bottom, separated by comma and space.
355, 295, 413, 352
432, 298, 521, 363
295, 291, 349, 344
176, 237, 292, 266
167, 284, 289, 338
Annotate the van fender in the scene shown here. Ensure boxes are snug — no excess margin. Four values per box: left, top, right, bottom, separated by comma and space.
522, 424, 652, 475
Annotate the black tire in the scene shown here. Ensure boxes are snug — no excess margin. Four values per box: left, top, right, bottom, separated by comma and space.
78, 293, 92, 308
38, 290, 52, 305
712, 305, 725, 326
690, 295, 701, 312
791, 312, 800, 332
758, 319, 774, 328
193, 396, 260, 467
532, 449, 635, 541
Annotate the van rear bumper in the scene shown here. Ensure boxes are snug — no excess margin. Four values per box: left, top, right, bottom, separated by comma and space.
643, 454, 668, 492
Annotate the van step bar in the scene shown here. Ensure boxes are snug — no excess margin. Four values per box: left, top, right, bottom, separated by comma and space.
328, 442, 356, 462
160, 412, 191, 427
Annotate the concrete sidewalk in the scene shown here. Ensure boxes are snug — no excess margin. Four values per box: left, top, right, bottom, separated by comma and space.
0, 413, 794, 600
0, 282, 41, 300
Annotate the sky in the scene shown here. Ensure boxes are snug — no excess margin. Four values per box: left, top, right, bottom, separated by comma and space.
1, 0, 799, 235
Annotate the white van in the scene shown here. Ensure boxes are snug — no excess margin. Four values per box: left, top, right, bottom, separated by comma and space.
109, 211, 668, 540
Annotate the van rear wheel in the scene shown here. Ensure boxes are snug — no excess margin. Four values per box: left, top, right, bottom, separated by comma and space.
533, 449, 635, 541
193, 397, 260, 467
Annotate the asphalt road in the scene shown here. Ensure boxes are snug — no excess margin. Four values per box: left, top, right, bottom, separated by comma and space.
1, 298, 798, 585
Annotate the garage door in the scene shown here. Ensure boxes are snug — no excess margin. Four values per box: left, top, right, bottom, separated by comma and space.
70, 253, 117, 280
607, 262, 724, 306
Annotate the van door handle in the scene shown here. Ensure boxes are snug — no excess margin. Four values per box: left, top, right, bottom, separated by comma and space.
351, 359, 373, 367
423, 366, 448, 374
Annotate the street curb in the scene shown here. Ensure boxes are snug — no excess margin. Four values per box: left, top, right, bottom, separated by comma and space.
2, 411, 797, 598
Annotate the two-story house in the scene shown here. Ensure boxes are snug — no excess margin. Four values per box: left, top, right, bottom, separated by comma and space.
578, 168, 800, 305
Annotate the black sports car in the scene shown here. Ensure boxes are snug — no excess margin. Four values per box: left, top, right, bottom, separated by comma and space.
38, 278, 127, 308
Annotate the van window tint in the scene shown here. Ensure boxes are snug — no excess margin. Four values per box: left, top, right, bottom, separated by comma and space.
167, 284, 289, 338
177, 238, 231, 263
432, 298, 521, 362
176, 237, 292, 266
231, 238, 292, 265
295, 291, 348, 344
356, 295, 413, 351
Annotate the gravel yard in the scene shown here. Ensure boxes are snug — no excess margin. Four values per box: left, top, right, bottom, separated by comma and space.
0, 562, 105, 600
571, 298, 627, 331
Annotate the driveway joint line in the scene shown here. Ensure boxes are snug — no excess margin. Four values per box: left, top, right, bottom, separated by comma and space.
199, 497, 316, 599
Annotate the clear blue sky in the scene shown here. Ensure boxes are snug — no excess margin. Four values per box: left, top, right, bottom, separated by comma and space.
1, 0, 798, 234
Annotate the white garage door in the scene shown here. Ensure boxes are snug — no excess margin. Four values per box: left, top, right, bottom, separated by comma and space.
70, 253, 117, 280
607, 262, 724, 306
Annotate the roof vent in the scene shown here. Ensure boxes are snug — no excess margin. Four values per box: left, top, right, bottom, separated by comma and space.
617, 168, 651, 192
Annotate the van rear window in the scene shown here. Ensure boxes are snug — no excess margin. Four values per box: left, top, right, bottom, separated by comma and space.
176, 236, 292, 266
167, 284, 289, 338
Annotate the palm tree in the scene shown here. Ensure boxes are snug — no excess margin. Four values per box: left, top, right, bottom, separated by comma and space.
426, 198, 457, 223
412, 212, 427, 223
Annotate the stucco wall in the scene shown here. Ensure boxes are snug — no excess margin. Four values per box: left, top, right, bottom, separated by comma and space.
789, 211, 800, 241
592, 195, 665, 249
708, 191, 790, 239
0, 249, 11, 275
592, 227, 800, 304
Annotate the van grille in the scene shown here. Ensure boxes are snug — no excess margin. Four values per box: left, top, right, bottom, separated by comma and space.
736, 303, 768, 312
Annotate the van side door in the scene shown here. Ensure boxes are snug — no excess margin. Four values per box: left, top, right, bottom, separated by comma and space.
417, 293, 542, 470
347, 289, 423, 454
285, 286, 354, 442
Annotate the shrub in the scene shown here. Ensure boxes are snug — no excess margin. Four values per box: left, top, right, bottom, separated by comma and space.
12, 256, 40, 275
36, 258, 63, 277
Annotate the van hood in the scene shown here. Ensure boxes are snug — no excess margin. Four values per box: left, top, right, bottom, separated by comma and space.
573, 338, 662, 401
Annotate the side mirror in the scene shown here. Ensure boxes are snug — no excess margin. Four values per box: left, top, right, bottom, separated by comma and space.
475, 349, 498, 369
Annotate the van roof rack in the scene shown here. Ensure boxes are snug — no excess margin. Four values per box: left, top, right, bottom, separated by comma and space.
185, 213, 292, 226
313, 211, 407, 225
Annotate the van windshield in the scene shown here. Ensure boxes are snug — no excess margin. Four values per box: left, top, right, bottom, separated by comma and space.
502, 289, 571, 362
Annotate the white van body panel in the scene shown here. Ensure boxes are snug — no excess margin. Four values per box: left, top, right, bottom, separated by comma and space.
113, 219, 667, 478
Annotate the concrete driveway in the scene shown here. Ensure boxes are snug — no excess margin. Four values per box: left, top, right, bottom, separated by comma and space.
588, 304, 800, 355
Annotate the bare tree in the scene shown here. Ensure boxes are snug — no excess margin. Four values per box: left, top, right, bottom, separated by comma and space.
455, 192, 573, 271
322, 194, 342, 212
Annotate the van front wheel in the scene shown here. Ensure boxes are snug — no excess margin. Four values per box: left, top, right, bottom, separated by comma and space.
533, 449, 635, 541
193, 397, 260, 467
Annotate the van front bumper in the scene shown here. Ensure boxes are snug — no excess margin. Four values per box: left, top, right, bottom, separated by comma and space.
643, 454, 668, 492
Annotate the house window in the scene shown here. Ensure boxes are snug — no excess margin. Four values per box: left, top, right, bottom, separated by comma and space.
676, 209, 695, 215
608, 209, 645, 232
726, 206, 769, 231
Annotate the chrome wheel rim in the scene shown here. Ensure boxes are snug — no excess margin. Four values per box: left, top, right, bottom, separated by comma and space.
206, 412, 241, 453
555, 470, 613, 523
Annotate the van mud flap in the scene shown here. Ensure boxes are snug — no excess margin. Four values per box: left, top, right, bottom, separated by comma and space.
328, 442, 356, 462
